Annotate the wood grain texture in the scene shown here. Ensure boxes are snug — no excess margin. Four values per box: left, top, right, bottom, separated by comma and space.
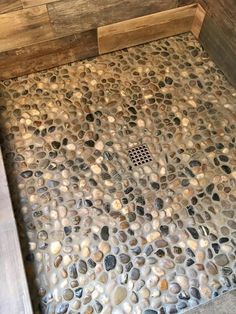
48, 0, 178, 36
22, 0, 60, 8
98, 4, 197, 54
199, 14, 236, 86
0, 150, 33, 314
178, 0, 207, 10
0, 0, 22, 14
0, 5, 55, 53
199, 0, 236, 86
191, 4, 206, 38
0, 29, 98, 79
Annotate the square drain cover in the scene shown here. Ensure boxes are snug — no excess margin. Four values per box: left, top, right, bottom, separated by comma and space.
128, 144, 152, 166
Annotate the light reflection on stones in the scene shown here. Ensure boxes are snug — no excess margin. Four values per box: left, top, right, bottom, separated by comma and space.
0, 33, 236, 314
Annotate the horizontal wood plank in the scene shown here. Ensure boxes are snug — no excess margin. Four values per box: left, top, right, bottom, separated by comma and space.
22, 0, 60, 8
98, 4, 197, 54
0, 150, 33, 314
0, 0, 22, 14
48, 0, 178, 36
0, 6, 55, 53
0, 29, 98, 79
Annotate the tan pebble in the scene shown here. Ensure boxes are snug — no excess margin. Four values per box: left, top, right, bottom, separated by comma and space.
91, 251, 103, 262
67, 143, 76, 150
196, 251, 205, 263
50, 241, 62, 255
187, 240, 197, 251
63, 255, 72, 266
71, 300, 81, 310
108, 116, 115, 123
81, 247, 90, 258
91, 164, 101, 174
140, 288, 150, 298
152, 266, 165, 277
232, 171, 236, 179
92, 189, 104, 199
147, 232, 160, 242
95, 140, 104, 150
98, 272, 108, 284
137, 119, 145, 127
112, 199, 122, 210
175, 275, 189, 289
112, 286, 127, 305
84, 305, 93, 314
158, 279, 168, 291
199, 239, 209, 248
99, 242, 111, 254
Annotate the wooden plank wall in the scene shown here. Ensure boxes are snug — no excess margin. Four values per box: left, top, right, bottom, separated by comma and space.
178, 0, 236, 86
0, 0, 234, 84
0, 0, 204, 80
98, 5, 198, 54
0, 149, 33, 314
198, 0, 236, 86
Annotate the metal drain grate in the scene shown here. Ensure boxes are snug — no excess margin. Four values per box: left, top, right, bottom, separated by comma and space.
128, 144, 152, 166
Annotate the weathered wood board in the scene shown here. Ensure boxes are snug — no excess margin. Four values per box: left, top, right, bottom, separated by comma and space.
98, 5, 197, 54
0, 0, 22, 14
0, 29, 98, 79
199, 0, 236, 86
22, 0, 60, 8
0, 5, 55, 53
191, 4, 206, 38
47, 0, 177, 36
0, 149, 33, 314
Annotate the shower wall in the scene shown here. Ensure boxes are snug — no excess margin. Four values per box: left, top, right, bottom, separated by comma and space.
178, 0, 236, 86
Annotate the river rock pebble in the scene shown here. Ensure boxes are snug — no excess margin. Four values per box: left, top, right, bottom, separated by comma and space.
1, 32, 235, 314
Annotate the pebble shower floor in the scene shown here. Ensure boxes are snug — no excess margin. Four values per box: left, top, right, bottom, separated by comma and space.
0, 33, 236, 314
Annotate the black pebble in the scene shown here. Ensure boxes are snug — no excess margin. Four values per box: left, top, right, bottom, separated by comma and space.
206, 183, 214, 194
155, 249, 165, 257
187, 227, 199, 239
219, 237, 229, 243
51, 141, 60, 149
104, 255, 116, 271
84, 199, 93, 207
212, 193, 220, 201
219, 155, 229, 162
86, 113, 94, 122
186, 248, 195, 257
87, 258, 96, 268
186, 258, 194, 266
136, 206, 144, 216
124, 187, 133, 194
64, 226, 72, 236
160, 225, 169, 236
186, 205, 195, 215
155, 197, 164, 210
101, 226, 109, 241
151, 182, 160, 190
94, 300, 103, 313
165, 76, 173, 85
212, 243, 220, 253
74, 288, 83, 298
85, 140, 95, 147
190, 287, 201, 299
221, 165, 231, 174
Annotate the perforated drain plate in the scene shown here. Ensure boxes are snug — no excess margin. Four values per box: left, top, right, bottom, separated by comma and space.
128, 144, 152, 166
